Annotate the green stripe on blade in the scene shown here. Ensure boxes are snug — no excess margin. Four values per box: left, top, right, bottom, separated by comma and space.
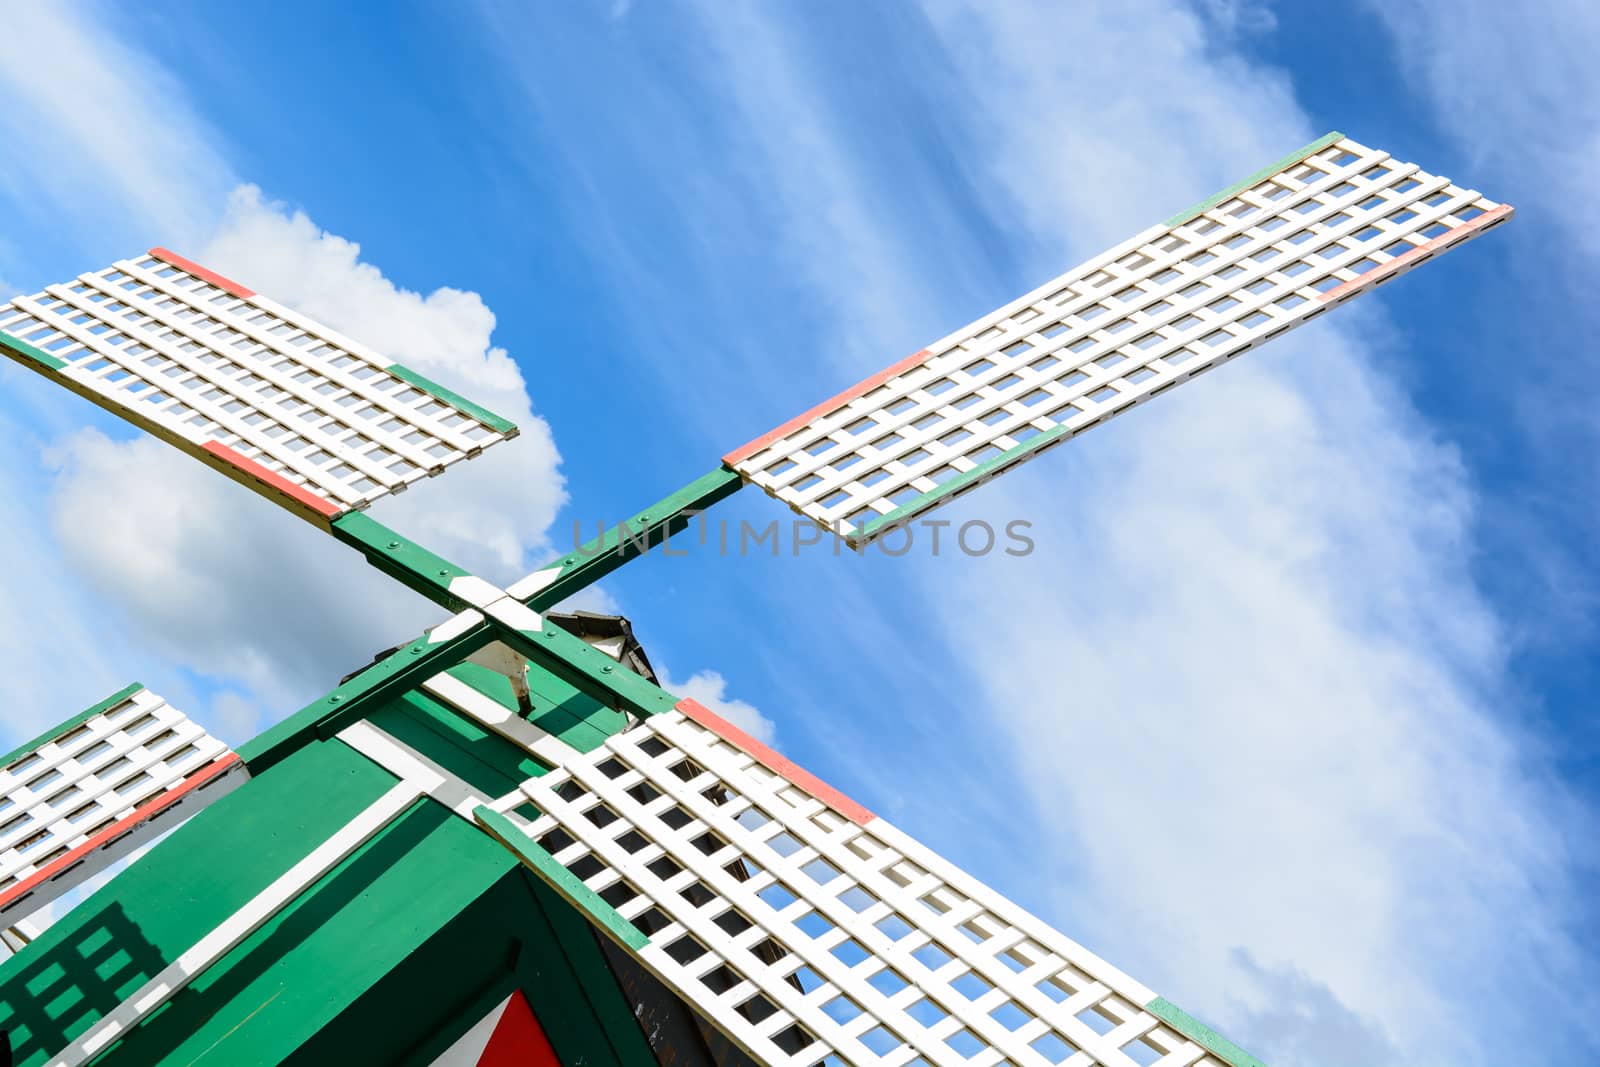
1163, 131, 1345, 228
0, 328, 69, 371
0, 682, 145, 770
387, 363, 518, 436
855, 424, 1070, 543
1145, 996, 1269, 1067
473, 805, 650, 952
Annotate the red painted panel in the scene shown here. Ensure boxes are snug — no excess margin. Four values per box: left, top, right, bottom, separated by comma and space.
0, 755, 243, 914
1318, 204, 1513, 304
723, 348, 933, 465
676, 698, 875, 826
201, 441, 344, 519
479, 990, 560, 1067
147, 247, 256, 299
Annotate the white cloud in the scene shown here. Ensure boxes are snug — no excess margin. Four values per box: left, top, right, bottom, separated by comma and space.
44, 427, 428, 709
42, 188, 570, 708
0, 412, 136, 739
198, 185, 568, 581
930, 338, 1571, 1060
633, 1, 1589, 1063
1366, 0, 1600, 258
0, 10, 742, 774
207, 689, 268, 748
1362, 0, 1600, 642
0, 2, 233, 258
0, 6, 570, 716
659, 667, 778, 746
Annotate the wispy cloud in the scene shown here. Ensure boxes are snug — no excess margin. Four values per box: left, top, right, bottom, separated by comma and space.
1366, 0, 1600, 259
0, 2, 234, 260
658, 666, 777, 745
1364, 0, 1600, 647
472, 0, 1587, 1062
0, 12, 568, 717
41, 187, 571, 711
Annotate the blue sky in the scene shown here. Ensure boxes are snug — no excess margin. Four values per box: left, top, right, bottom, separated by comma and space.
0, 2, 1596, 1064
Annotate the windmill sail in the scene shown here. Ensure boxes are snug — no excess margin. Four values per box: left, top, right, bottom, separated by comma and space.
724, 133, 1511, 545
0, 249, 517, 528
0, 685, 246, 927
0, 130, 1517, 1066
466, 694, 1251, 1067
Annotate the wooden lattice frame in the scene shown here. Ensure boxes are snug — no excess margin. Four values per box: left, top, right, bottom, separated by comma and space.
0, 249, 517, 525
464, 695, 1239, 1067
726, 133, 1511, 543
0, 686, 245, 925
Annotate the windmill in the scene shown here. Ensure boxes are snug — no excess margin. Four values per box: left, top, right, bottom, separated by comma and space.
0, 132, 1509, 1067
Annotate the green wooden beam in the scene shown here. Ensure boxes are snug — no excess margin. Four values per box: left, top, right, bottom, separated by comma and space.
524, 465, 745, 611
241, 582, 681, 778
493, 620, 679, 720
474, 806, 649, 953
331, 468, 744, 619
330, 511, 473, 610
240, 624, 495, 775
263, 463, 739, 769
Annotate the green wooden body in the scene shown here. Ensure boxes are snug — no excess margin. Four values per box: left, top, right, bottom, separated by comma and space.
0, 662, 660, 1067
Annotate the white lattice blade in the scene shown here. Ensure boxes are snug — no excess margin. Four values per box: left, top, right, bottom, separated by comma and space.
0, 685, 247, 925
725, 133, 1512, 544
472, 698, 1249, 1067
0, 248, 518, 526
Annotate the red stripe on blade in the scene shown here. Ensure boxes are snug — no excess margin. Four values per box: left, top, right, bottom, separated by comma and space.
148, 247, 256, 299
676, 698, 875, 826
1318, 204, 1513, 304
0, 755, 243, 914
202, 441, 344, 519
723, 349, 933, 465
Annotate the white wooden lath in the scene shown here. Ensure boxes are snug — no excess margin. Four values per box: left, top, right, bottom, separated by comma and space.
727, 134, 1510, 544
0, 250, 517, 521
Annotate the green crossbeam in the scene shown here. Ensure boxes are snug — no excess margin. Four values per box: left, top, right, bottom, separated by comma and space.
523, 465, 745, 611
330, 511, 474, 608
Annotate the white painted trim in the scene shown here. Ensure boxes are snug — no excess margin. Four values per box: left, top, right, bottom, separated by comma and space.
483, 597, 543, 634
448, 575, 508, 611
483, 709, 1218, 1067
337, 721, 490, 824
46, 781, 422, 1067
505, 566, 562, 602
429, 609, 484, 644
